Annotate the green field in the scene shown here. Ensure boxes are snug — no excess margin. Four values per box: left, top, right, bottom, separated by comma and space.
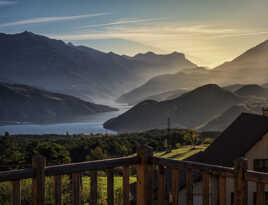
154, 144, 209, 160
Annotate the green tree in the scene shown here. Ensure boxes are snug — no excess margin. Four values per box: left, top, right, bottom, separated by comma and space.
0, 137, 24, 170
23, 140, 71, 165
184, 130, 199, 149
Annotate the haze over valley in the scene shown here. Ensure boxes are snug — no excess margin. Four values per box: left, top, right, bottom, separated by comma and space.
1, 0, 268, 134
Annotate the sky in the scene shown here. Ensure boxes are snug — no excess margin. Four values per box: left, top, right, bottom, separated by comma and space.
1, 0, 268, 68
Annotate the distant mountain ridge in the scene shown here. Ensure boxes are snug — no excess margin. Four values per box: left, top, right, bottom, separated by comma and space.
234, 84, 268, 99
104, 84, 244, 133
144, 88, 188, 102
118, 39, 268, 104
0, 31, 196, 102
117, 67, 212, 105
198, 104, 257, 132
0, 82, 116, 124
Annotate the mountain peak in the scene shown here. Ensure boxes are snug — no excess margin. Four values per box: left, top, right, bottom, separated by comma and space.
169, 51, 184, 57
21, 30, 34, 35
176, 84, 234, 101
16, 31, 38, 38
195, 84, 221, 91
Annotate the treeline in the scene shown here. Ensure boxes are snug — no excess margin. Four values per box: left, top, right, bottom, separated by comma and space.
0, 129, 219, 171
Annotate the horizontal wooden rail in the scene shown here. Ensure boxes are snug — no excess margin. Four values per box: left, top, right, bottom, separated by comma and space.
45, 156, 139, 176
247, 169, 268, 183
153, 157, 234, 175
0, 168, 33, 182
0, 156, 139, 182
153, 157, 268, 183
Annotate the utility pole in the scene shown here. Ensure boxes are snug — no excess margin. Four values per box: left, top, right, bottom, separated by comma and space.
164, 118, 170, 151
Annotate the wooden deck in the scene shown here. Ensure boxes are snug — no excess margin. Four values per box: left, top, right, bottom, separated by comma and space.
1, 146, 268, 205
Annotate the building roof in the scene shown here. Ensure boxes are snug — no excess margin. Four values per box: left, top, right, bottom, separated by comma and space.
189, 113, 268, 167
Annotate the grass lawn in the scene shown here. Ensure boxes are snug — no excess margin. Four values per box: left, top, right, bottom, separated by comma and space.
154, 144, 209, 160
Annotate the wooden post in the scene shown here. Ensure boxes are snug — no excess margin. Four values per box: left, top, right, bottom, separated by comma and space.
32, 155, 46, 205
136, 146, 153, 205
157, 165, 165, 205
12, 180, 21, 205
107, 169, 114, 205
186, 169, 193, 205
234, 158, 248, 205
123, 166, 130, 205
54, 175, 62, 205
256, 182, 265, 205
171, 168, 179, 205
90, 171, 98, 205
202, 172, 209, 205
72, 173, 81, 205
219, 175, 226, 205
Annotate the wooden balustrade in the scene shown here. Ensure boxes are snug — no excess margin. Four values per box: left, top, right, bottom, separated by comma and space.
1, 147, 268, 205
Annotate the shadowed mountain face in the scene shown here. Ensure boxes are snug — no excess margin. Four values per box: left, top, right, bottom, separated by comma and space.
0, 31, 196, 102
0, 82, 117, 124
234, 84, 268, 99
213, 39, 268, 85
117, 67, 212, 105
198, 105, 257, 132
223, 84, 245, 92
144, 89, 188, 102
263, 83, 268, 88
118, 40, 268, 104
104, 84, 244, 133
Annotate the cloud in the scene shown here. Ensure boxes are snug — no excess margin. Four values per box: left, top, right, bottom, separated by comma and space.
49, 24, 268, 44
0, 12, 110, 28
0, 0, 16, 6
80, 18, 164, 29
47, 23, 268, 68
50, 24, 255, 41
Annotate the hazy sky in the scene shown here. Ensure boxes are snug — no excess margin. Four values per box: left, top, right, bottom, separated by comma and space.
1, 0, 268, 67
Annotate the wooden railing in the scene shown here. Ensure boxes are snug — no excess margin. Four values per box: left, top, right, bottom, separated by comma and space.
1, 146, 268, 205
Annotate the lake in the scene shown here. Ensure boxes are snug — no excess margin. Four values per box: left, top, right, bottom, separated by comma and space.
0, 104, 130, 135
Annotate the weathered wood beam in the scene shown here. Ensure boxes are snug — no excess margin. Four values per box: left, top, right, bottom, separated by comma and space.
123, 166, 130, 205
171, 168, 179, 205
12, 180, 21, 205
32, 155, 46, 205
234, 158, 248, 205
54, 175, 62, 205
157, 165, 165, 205
107, 169, 114, 205
136, 146, 153, 205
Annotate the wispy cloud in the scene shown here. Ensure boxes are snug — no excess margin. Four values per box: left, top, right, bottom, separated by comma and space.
80, 18, 164, 29
0, 12, 110, 28
0, 0, 16, 6
48, 24, 268, 68
50, 24, 263, 41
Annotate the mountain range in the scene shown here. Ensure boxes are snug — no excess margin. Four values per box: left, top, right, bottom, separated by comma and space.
105, 83, 268, 133
104, 84, 245, 132
0, 82, 116, 124
118, 40, 268, 105
234, 84, 268, 99
0, 31, 196, 103
1, 31, 268, 130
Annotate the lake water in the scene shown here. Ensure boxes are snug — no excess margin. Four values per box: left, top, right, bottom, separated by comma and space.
0, 104, 130, 135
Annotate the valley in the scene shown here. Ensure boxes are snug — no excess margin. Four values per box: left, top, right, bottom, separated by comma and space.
1, 31, 268, 134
